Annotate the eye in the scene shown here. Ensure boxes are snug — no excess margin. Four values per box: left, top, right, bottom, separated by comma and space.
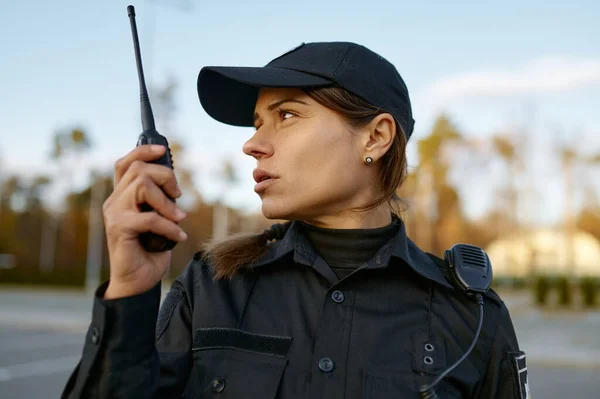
278, 108, 295, 121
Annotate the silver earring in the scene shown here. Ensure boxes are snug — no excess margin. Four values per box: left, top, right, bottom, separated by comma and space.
365, 156, 373, 164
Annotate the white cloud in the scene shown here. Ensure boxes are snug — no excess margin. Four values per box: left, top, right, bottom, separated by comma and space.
423, 56, 600, 102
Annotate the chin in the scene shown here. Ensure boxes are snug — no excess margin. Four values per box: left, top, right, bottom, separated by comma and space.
260, 197, 300, 221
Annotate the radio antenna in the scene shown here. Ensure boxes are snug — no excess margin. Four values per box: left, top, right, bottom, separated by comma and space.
127, 5, 155, 132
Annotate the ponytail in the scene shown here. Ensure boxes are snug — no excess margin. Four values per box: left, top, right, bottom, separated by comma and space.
199, 222, 293, 280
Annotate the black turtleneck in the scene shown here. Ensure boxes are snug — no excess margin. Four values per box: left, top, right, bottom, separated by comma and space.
298, 217, 401, 279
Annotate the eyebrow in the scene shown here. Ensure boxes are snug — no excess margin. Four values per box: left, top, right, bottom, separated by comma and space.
253, 98, 309, 123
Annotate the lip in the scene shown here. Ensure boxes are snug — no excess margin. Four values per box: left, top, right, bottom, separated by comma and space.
253, 168, 275, 183
254, 177, 277, 193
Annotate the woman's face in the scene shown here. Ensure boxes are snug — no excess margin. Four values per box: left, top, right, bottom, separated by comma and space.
243, 87, 394, 226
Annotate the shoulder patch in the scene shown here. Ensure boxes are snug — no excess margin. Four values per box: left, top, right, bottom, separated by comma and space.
508, 351, 531, 399
155, 288, 184, 341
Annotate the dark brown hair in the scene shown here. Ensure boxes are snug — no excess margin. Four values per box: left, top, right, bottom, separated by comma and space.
200, 86, 408, 279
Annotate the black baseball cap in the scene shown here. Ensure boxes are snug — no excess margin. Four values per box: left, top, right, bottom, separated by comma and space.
197, 41, 415, 140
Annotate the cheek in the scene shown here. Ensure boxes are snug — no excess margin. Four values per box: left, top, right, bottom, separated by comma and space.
286, 130, 359, 193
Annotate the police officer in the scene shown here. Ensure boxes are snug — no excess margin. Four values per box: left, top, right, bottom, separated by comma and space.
62, 42, 529, 398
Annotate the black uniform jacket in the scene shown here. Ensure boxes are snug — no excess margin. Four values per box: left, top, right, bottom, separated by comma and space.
62, 220, 525, 399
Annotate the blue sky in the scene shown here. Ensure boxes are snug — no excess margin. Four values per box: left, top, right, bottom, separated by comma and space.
1, 0, 599, 225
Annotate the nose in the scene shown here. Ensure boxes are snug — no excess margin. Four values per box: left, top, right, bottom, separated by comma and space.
242, 132, 274, 160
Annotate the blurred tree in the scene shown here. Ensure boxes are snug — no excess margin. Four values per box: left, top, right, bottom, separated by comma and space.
491, 133, 528, 277
84, 171, 110, 291
41, 126, 93, 272
492, 134, 523, 229
435, 182, 467, 252
18, 176, 51, 270
396, 169, 418, 235
170, 139, 203, 208
0, 154, 4, 220
577, 208, 600, 241
414, 114, 463, 254
47, 174, 113, 277
213, 158, 239, 240
582, 183, 598, 213
51, 127, 92, 166
0, 175, 24, 253
575, 153, 600, 242
0, 176, 23, 214
558, 145, 600, 275
25, 175, 52, 212
560, 145, 578, 275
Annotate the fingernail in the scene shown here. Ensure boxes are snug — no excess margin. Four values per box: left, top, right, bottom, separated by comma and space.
179, 230, 187, 240
176, 185, 182, 196
175, 208, 186, 219
151, 145, 165, 152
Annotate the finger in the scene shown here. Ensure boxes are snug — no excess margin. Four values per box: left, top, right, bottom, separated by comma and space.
117, 160, 181, 200
126, 175, 186, 223
123, 211, 187, 242
113, 145, 166, 187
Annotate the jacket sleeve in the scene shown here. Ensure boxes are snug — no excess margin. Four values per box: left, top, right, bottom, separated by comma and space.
474, 303, 530, 399
61, 271, 193, 399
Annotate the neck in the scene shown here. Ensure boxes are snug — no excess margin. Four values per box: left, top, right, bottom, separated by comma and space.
301, 205, 392, 230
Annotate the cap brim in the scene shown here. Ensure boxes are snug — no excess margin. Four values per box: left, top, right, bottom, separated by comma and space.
197, 66, 333, 127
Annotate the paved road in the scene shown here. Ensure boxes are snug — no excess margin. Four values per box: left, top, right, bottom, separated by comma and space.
0, 324, 599, 398
0, 325, 81, 399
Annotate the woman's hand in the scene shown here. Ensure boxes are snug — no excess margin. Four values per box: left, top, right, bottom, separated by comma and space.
102, 144, 187, 299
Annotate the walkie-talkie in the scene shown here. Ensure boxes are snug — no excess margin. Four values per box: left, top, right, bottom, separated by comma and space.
127, 5, 177, 252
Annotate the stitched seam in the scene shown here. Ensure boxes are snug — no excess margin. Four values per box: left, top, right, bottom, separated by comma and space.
191, 346, 287, 359
195, 327, 293, 340
426, 285, 434, 337
155, 288, 184, 341
237, 274, 257, 329
342, 287, 357, 399
332, 46, 355, 78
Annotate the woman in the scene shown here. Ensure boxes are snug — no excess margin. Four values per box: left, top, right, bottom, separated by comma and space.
62, 42, 527, 398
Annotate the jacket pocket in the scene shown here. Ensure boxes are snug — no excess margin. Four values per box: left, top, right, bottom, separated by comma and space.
182, 328, 292, 398
363, 371, 463, 399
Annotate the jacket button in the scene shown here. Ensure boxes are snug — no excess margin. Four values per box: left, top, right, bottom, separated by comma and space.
90, 326, 100, 345
331, 290, 345, 303
211, 378, 226, 393
318, 357, 335, 372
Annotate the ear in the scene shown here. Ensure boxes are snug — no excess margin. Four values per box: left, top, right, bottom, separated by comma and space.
361, 113, 396, 161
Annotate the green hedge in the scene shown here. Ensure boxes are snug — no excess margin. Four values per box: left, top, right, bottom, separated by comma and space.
580, 277, 599, 308
533, 276, 552, 306
533, 276, 599, 308
556, 276, 572, 307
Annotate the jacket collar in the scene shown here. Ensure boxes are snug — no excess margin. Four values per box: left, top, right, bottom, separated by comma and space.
250, 216, 453, 289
